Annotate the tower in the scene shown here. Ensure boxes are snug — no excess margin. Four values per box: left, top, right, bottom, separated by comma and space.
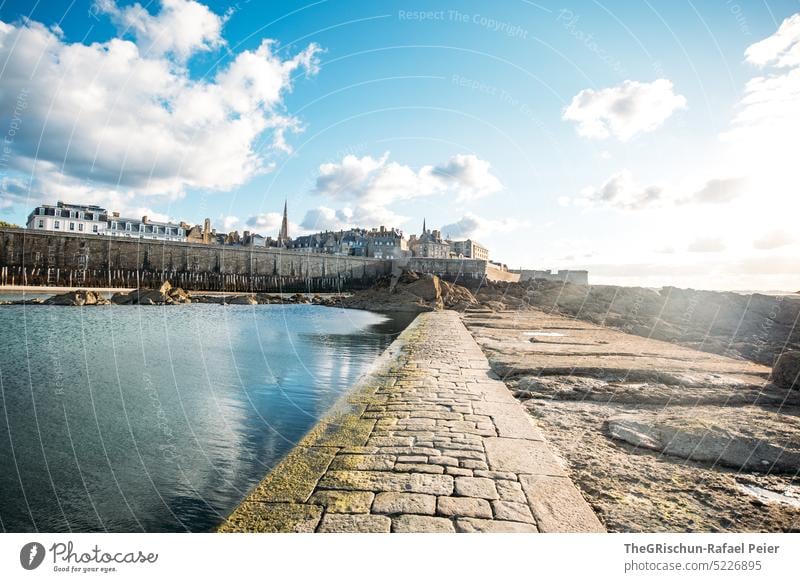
422, 217, 427, 235
278, 199, 289, 245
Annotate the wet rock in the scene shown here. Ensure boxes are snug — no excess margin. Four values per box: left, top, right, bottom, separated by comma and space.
772, 351, 800, 390
110, 281, 191, 305
44, 290, 109, 306
226, 294, 258, 305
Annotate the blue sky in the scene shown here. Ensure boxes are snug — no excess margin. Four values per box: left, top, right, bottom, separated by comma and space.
1, 0, 798, 289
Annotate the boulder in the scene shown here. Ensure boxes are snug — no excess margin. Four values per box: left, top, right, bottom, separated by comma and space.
772, 351, 800, 390
402, 273, 441, 302
109, 281, 190, 305
44, 290, 109, 306
606, 408, 800, 473
226, 294, 258, 305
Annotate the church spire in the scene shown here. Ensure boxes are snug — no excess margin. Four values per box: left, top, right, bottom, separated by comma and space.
278, 199, 289, 244
422, 217, 426, 235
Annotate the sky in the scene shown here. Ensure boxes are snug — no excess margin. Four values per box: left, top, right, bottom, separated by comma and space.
0, 0, 798, 291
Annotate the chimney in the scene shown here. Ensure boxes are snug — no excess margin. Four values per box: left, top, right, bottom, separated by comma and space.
112, 211, 120, 218
142, 215, 149, 224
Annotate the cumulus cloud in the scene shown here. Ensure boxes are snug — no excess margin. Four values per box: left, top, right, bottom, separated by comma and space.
440, 212, 527, 240
579, 171, 665, 210
246, 212, 283, 232
684, 177, 748, 204
563, 79, 687, 141
96, 0, 226, 62
753, 229, 795, 250
578, 173, 746, 210
688, 237, 726, 253
222, 215, 240, 231
0, 4, 321, 215
306, 152, 503, 231
744, 13, 800, 68
430, 155, 503, 201
313, 152, 502, 204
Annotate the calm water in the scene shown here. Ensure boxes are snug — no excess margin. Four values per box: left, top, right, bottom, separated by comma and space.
0, 304, 412, 532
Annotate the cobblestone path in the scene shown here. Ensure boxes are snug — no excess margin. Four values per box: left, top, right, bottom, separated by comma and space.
218, 311, 604, 533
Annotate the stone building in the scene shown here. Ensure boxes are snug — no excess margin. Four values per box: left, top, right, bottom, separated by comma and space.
408, 219, 449, 259
287, 226, 407, 258
366, 226, 408, 259
448, 238, 489, 260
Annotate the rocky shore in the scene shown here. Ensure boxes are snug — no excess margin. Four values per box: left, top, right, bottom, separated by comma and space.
462, 309, 800, 532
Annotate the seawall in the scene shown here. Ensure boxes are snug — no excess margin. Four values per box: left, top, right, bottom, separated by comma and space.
218, 311, 603, 533
0, 228, 390, 293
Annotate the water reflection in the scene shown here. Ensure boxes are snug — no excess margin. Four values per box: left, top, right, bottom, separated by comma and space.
0, 304, 408, 532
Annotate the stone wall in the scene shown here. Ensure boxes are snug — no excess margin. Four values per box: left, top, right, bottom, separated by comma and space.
404, 257, 515, 286
514, 269, 589, 285
485, 263, 520, 283
0, 228, 390, 292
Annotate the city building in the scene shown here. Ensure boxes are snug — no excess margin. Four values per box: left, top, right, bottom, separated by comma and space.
107, 212, 187, 242
27, 201, 187, 241
448, 238, 489, 261
366, 226, 408, 259
408, 219, 450, 259
27, 201, 109, 235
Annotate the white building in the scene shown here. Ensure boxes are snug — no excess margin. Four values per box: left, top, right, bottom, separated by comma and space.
27, 201, 109, 235
106, 213, 186, 242
27, 201, 187, 242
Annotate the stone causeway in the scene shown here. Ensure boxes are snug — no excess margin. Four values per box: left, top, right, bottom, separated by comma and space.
218, 310, 605, 533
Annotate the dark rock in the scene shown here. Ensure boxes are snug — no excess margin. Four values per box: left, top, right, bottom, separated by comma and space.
44, 290, 109, 306
226, 294, 258, 305
772, 351, 800, 390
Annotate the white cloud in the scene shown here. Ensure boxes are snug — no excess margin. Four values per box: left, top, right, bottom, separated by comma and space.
684, 177, 747, 204
440, 212, 527, 240
723, 13, 800, 218
744, 13, 800, 68
96, 0, 226, 62
0, 6, 321, 215
579, 171, 665, 210
246, 212, 283, 232
313, 152, 502, 204
307, 152, 503, 232
222, 215, 240, 231
688, 237, 726, 253
300, 206, 354, 231
753, 229, 795, 250
563, 79, 687, 141
578, 173, 746, 210
430, 155, 503, 201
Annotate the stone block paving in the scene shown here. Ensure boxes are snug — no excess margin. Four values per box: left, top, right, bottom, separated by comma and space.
219, 311, 605, 533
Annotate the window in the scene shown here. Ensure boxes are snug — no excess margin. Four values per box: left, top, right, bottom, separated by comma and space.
54, 220, 60, 229
38, 207, 44, 215
92, 225, 98, 233
78, 212, 84, 219
126, 223, 131, 231
55, 209, 61, 217
112, 222, 117, 230
37, 220, 44, 228
69, 222, 75, 231
78, 223, 84, 231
